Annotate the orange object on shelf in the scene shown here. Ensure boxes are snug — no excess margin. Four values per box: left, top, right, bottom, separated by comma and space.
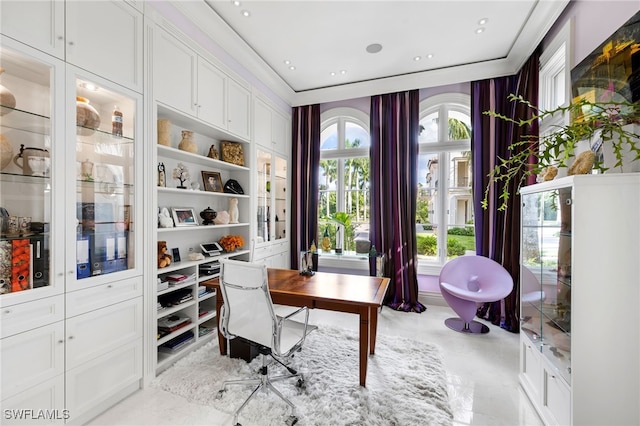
11, 239, 30, 292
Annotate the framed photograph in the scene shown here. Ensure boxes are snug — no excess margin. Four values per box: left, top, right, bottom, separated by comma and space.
220, 141, 245, 166
202, 171, 223, 193
171, 207, 198, 227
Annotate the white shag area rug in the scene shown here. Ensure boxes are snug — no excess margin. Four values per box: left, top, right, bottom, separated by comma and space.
151, 325, 452, 426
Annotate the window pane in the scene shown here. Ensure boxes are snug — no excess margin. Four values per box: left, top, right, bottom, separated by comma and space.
345, 122, 370, 148
344, 156, 370, 228
318, 159, 338, 221
446, 152, 475, 259
416, 152, 439, 261
321, 123, 337, 150
419, 112, 438, 143
447, 111, 471, 140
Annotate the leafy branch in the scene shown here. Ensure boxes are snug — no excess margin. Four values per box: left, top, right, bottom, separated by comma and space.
482, 94, 640, 211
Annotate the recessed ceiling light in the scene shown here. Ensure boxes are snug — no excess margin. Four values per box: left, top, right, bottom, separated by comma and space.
330, 71, 336, 76
413, 56, 421, 61
241, 9, 250, 17
478, 18, 488, 25
475, 27, 485, 34
232, 1, 241, 6
289, 65, 296, 71
426, 54, 434, 59
79, 82, 99, 91
284, 60, 291, 65
340, 70, 347, 75
366, 43, 383, 54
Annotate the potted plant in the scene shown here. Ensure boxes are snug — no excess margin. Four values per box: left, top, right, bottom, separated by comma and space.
482, 94, 640, 210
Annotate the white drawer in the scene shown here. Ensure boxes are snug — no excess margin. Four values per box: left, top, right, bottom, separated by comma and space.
66, 276, 142, 317
0, 375, 65, 424
1, 295, 64, 338
65, 297, 143, 370
0, 322, 65, 399
544, 367, 571, 426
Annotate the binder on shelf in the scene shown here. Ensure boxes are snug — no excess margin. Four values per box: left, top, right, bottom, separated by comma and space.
77, 234, 91, 279
0, 240, 10, 293
30, 234, 49, 288
115, 232, 128, 271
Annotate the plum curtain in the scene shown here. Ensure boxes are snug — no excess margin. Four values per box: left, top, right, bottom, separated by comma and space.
290, 105, 320, 269
369, 90, 425, 313
471, 51, 540, 332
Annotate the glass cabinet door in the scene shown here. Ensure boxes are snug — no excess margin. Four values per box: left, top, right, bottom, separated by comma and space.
256, 148, 271, 242
521, 187, 572, 382
0, 45, 55, 298
255, 149, 288, 244
72, 73, 138, 282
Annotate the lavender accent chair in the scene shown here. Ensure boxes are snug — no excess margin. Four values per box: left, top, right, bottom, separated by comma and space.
439, 255, 514, 334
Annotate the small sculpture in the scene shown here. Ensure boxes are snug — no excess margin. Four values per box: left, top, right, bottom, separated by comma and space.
173, 162, 190, 189
538, 165, 558, 182
568, 151, 595, 175
214, 210, 230, 225
229, 198, 239, 224
158, 207, 174, 228
199, 206, 217, 225
157, 241, 172, 268
207, 144, 219, 160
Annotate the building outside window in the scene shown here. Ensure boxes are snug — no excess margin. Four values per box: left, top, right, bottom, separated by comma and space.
318, 107, 370, 254
416, 94, 474, 275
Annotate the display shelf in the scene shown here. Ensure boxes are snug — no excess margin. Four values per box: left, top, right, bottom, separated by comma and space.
157, 145, 249, 172
157, 341, 196, 369
157, 224, 249, 234
0, 105, 50, 135
156, 300, 196, 319
157, 187, 249, 199
157, 280, 196, 297
156, 323, 196, 346
0, 172, 50, 183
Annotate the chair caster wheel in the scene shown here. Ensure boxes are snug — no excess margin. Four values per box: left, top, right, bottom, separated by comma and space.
216, 389, 225, 399
285, 416, 298, 426
296, 378, 304, 388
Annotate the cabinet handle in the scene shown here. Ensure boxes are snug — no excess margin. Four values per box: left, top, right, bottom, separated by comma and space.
68, 271, 75, 276
68, 335, 74, 340
57, 36, 64, 41
4, 309, 11, 314
107, 284, 113, 288
58, 340, 64, 344
68, 41, 74, 46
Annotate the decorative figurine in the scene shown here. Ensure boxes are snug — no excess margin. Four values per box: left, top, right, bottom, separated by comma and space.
173, 162, 190, 189
207, 144, 219, 160
158, 162, 166, 187
229, 198, 239, 224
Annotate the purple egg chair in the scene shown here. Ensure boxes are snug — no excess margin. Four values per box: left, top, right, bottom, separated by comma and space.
439, 255, 514, 334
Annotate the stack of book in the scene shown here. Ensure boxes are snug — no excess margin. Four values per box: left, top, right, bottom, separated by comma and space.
158, 330, 195, 353
157, 314, 191, 338
165, 273, 196, 286
158, 288, 193, 308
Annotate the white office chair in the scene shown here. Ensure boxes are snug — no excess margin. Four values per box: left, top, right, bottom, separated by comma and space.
217, 259, 316, 426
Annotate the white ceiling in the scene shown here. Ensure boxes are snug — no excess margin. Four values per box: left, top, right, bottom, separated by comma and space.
173, 0, 570, 106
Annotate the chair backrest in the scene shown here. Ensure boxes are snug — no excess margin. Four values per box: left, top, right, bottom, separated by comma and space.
218, 259, 277, 348
439, 255, 513, 301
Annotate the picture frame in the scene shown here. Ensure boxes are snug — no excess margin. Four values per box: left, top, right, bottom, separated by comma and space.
202, 171, 223, 193
220, 141, 245, 166
171, 207, 198, 227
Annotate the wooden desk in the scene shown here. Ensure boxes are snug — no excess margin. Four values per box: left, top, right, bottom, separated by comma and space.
203, 268, 390, 387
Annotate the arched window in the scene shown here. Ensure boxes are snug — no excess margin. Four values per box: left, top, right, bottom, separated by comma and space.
417, 94, 474, 273
318, 107, 370, 253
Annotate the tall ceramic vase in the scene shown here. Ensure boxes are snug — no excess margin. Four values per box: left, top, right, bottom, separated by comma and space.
178, 130, 197, 153
0, 67, 16, 115
157, 119, 172, 146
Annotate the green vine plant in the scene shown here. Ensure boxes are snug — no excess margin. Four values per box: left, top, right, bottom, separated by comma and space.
482, 94, 640, 211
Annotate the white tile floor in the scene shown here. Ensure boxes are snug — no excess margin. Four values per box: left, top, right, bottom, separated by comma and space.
88, 303, 543, 426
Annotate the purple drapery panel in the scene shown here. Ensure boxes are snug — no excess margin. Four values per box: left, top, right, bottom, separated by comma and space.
290, 105, 320, 269
369, 90, 425, 313
471, 51, 539, 332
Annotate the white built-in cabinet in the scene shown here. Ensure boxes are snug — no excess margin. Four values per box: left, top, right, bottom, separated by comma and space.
519, 173, 640, 426
153, 25, 251, 141
253, 97, 291, 267
0, 33, 144, 424
0, 0, 143, 93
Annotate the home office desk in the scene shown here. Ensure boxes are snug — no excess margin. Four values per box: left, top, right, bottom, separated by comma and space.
203, 268, 390, 387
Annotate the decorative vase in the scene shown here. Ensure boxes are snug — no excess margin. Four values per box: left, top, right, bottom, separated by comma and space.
76, 96, 101, 135
178, 130, 197, 154
199, 206, 217, 225
228, 198, 239, 224
13, 145, 50, 176
321, 226, 332, 252
335, 225, 343, 254
0, 67, 16, 116
157, 119, 172, 146
0, 134, 13, 170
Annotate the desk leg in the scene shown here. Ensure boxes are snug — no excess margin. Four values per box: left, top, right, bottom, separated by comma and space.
215, 291, 226, 355
369, 306, 379, 355
359, 306, 370, 387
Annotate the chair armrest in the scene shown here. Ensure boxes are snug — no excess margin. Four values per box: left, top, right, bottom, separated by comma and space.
274, 306, 317, 357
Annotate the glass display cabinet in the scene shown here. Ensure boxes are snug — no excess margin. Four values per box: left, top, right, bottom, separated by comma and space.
0, 44, 56, 299
72, 74, 137, 282
521, 186, 572, 383
256, 148, 287, 244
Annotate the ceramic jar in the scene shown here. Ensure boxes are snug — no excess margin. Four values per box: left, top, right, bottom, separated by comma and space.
0, 67, 16, 115
13, 144, 50, 176
199, 206, 217, 225
158, 119, 172, 146
76, 96, 101, 135
178, 130, 197, 154
0, 134, 13, 170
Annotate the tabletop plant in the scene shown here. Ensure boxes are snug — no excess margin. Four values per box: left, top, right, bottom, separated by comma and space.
482, 94, 640, 211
